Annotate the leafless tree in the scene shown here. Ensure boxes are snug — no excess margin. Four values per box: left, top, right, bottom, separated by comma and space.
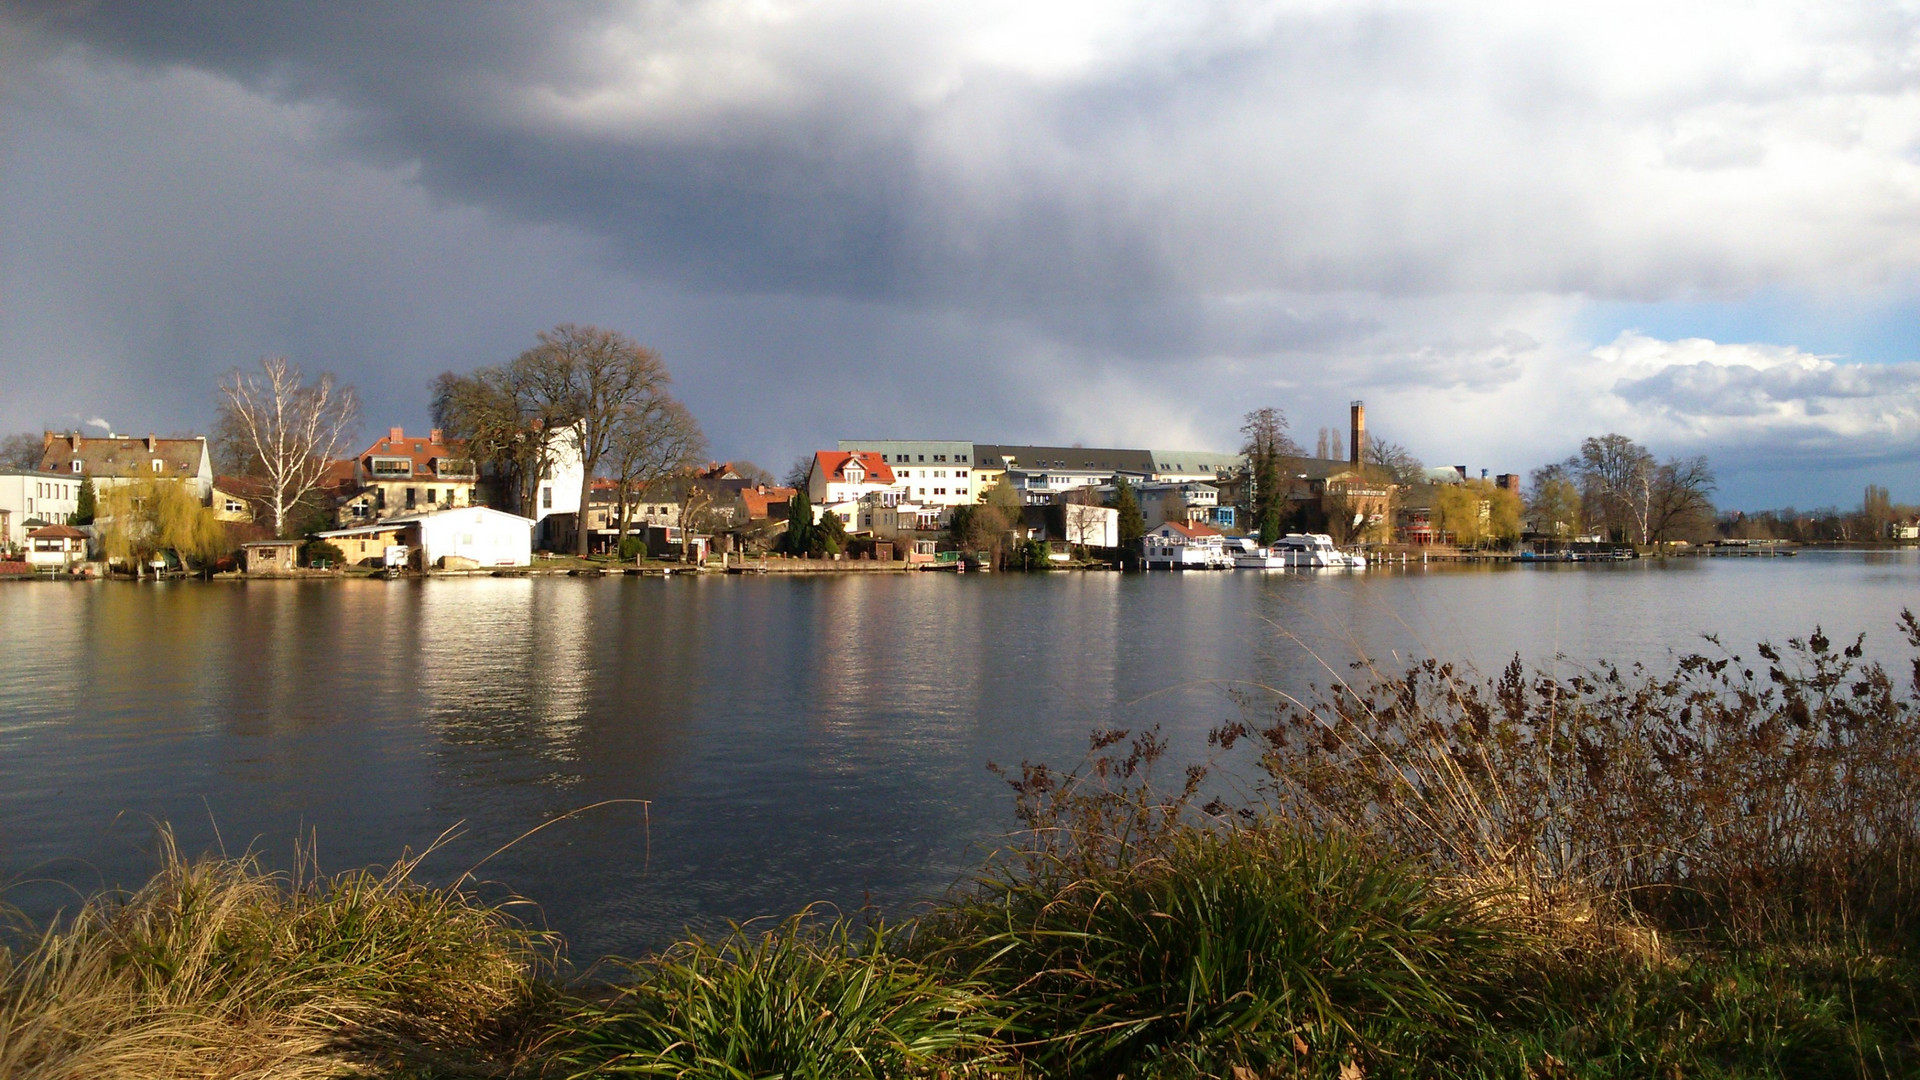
783, 455, 814, 490
1364, 438, 1425, 487
1570, 433, 1657, 544
0, 432, 41, 470
214, 356, 360, 537
1645, 455, 1718, 546
607, 397, 707, 546
498, 325, 672, 556
432, 354, 576, 516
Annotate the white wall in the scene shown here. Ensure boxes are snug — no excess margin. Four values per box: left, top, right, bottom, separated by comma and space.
418, 508, 533, 567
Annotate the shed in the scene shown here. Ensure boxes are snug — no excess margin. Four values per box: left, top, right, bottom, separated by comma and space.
241, 539, 298, 575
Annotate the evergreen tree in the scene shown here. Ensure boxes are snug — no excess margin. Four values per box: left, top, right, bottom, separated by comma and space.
1111, 476, 1145, 545
72, 476, 95, 526
782, 490, 815, 554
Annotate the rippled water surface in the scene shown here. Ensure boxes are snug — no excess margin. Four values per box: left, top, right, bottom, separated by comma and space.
3, 552, 1916, 957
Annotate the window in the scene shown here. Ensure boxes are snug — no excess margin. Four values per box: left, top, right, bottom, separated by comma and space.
150, 459, 163, 473
957, 454, 968, 463
370, 457, 411, 477
934, 454, 946, 462
542, 486, 552, 509
71, 460, 82, 473
426, 488, 437, 504
225, 499, 245, 513
917, 455, 925, 462
895, 454, 908, 462
405, 488, 417, 509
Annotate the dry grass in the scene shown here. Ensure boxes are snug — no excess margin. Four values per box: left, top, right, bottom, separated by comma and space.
0, 828, 555, 1080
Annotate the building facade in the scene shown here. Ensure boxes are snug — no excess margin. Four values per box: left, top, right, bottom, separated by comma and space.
836, 440, 975, 508
0, 471, 82, 549
38, 432, 213, 503
349, 427, 479, 517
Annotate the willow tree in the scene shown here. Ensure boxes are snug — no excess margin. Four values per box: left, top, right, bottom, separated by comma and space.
97, 480, 230, 575
214, 356, 360, 536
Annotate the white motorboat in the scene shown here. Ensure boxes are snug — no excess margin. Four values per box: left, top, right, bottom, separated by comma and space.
1244, 533, 1366, 568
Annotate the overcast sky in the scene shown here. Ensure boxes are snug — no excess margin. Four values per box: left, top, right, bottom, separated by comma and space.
6, 2, 1920, 507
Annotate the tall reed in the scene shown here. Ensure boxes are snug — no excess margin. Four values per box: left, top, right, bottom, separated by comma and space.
0, 828, 553, 1080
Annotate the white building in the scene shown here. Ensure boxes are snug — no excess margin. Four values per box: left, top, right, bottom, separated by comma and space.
534, 423, 586, 548
0, 470, 83, 550
318, 506, 534, 569
807, 450, 905, 508
1142, 520, 1233, 569
836, 440, 974, 508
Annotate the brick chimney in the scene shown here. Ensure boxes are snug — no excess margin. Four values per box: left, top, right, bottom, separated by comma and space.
429, 428, 444, 444
1348, 400, 1365, 466
145, 434, 156, 452
389, 426, 405, 442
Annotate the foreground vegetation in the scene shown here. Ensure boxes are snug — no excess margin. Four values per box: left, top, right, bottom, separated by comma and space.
10, 617, 1920, 1078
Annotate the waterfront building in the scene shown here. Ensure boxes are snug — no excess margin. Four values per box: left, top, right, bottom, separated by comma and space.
316, 505, 534, 569
807, 450, 904, 509
974, 444, 1154, 503
348, 427, 479, 517
837, 440, 975, 508
0, 470, 83, 549
1147, 449, 1245, 484
24, 523, 87, 568
37, 431, 214, 503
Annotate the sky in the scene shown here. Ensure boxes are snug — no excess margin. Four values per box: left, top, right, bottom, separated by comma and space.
6, 2, 1920, 509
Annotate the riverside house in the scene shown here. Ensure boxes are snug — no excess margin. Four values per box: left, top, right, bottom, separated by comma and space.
317, 506, 534, 569
25, 523, 87, 569
0, 470, 82, 549
348, 428, 478, 517
38, 431, 214, 503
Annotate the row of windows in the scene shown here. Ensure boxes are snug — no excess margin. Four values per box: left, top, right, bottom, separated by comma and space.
889, 453, 969, 464
35, 482, 76, 500
901, 469, 965, 479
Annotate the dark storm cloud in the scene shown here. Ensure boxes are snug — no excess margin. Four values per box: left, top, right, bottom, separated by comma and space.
12, 2, 1920, 507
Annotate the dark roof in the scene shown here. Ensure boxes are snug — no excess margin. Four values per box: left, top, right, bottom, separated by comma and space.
973, 445, 1155, 474
28, 523, 87, 540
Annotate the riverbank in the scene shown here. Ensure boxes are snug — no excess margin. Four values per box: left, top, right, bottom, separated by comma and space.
10, 616, 1920, 1078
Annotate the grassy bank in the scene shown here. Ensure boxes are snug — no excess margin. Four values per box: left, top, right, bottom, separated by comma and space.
10, 617, 1920, 1078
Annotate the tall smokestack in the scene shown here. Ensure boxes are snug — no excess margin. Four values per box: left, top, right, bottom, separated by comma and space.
1349, 400, 1365, 466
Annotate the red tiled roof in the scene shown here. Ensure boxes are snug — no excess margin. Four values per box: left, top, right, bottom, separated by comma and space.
739, 485, 798, 520
28, 523, 87, 540
355, 427, 470, 480
811, 450, 895, 486
1158, 521, 1222, 539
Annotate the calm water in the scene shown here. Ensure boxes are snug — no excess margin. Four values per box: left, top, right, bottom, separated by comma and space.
3, 552, 1917, 957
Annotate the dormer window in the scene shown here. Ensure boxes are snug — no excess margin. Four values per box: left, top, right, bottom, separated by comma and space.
71, 460, 82, 473
150, 459, 163, 473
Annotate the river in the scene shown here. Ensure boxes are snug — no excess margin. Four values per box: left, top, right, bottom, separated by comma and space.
2, 551, 1916, 957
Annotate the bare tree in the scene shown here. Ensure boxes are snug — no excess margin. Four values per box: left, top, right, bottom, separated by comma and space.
1363, 438, 1425, 487
214, 356, 360, 537
1645, 455, 1717, 546
0, 432, 42, 470
783, 455, 814, 490
607, 397, 707, 547
432, 354, 577, 517
1570, 433, 1657, 544
487, 325, 672, 556
1240, 406, 1303, 545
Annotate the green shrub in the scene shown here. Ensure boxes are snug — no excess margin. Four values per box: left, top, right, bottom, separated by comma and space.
300, 539, 344, 568
922, 828, 1515, 1078
618, 535, 646, 560
556, 913, 1005, 1078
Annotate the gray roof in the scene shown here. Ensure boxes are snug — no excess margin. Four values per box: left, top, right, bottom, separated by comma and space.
974, 444, 1155, 474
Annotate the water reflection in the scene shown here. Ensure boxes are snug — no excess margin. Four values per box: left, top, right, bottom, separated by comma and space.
2, 552, 1916, 956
